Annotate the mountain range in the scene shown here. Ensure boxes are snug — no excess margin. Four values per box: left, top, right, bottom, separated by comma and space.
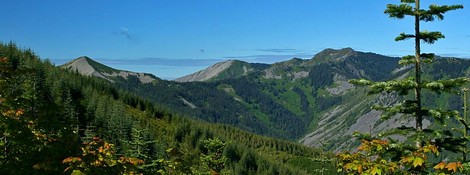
62, 48, 470, 150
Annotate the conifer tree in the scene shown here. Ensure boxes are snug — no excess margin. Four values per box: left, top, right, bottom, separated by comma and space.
126, 127, 160, 174
350, 0, 466, 146
339, 0, 469, 174
383, 0, 465, 146
200, 138, 228, 175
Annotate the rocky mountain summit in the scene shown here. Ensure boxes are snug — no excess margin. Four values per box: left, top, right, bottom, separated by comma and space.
61, 56, 158, 84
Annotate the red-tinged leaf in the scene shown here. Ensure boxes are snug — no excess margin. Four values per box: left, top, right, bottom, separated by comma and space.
372, 139, 388, 145
63, 157, 82, 163
445, 162, 462, 173
0, 57, 7, 63
358, 144, 369, 151
357, 165, 363, 173
434, 162, 446, 170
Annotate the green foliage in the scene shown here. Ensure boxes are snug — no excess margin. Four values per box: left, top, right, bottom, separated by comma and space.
200, 138, 228, 174
0, 42, 79, 174
0, 42, 335, 174
339, 0, 469, 174
207, 60, 269, 82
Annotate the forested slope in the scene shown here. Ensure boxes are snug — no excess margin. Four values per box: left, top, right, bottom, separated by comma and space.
59, 48, 470, 153
0, 42, 335, 174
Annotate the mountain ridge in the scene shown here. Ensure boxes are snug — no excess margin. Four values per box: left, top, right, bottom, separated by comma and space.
61, 56, 159, 84
175, 59, 270, 82
175, 60, 236, 82
59, 48, 470, 151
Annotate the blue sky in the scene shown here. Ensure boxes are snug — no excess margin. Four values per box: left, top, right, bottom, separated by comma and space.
2, 0, 469, 79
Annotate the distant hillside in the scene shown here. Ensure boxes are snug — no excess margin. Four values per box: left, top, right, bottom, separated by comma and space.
61, 56, 159, 84
175, 60, 269, 82
61, 48, 470, 151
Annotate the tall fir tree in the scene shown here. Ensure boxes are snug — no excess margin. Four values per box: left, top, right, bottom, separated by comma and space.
339, 0, 469, 174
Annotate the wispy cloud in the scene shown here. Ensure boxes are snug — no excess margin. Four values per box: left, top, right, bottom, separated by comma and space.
225, 54, 313, 63
52, 53, 314, 68
224, 48, 315, 63
116, 27, 132, 39
255, 48, 306, 53
97, 57, 225, 67
113, 27, 141, 45
439, 53, 470, 58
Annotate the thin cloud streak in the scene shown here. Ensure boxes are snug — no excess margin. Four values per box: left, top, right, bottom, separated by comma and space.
255, 48, 306, 53
439, 53, 470, 58
225, 54, 313, 63
113, 27, 141, 45
115, 27, 132, 39
51, 53, 314, 68
97, 58, 225, 67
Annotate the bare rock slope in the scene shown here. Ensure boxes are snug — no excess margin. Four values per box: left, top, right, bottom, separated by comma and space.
61, 56, 156, 84
175, 60, 234, 82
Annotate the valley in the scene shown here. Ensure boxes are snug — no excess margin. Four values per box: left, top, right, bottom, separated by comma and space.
63, 47, 470, 151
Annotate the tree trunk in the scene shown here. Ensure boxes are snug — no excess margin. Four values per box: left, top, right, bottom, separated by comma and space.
414, 0, 423, 148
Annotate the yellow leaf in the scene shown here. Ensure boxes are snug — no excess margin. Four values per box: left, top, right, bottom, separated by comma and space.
15, 109, 24, 116
429, 145, 439, 154
357, 165, 363, 174
401, 156, 413, 164
412, 157, 424, 168
344, 163, 354, 170
370, 166, 382, 175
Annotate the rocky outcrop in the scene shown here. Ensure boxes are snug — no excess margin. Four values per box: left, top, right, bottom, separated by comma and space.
175, 60, 234, 82
61, 56, 156, 84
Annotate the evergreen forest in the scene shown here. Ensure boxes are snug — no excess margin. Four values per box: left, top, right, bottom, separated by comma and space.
0, 42, 336, 174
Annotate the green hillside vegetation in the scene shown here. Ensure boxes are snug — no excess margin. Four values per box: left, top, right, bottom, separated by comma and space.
68, 46, 470, 153
207, 60, 269, 82
0, 42, 336, 174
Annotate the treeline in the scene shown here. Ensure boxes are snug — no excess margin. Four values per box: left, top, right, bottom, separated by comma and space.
0, 42, 335, 174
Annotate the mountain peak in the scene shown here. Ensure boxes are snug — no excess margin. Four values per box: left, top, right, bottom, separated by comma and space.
62, 56, 101, 76
175, 59, 270, 82
175, 60, 236, 82
316, 47, 356, 59
61, 56, 158, 84
305, 48, 357, 65
76, 56, 91, 60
